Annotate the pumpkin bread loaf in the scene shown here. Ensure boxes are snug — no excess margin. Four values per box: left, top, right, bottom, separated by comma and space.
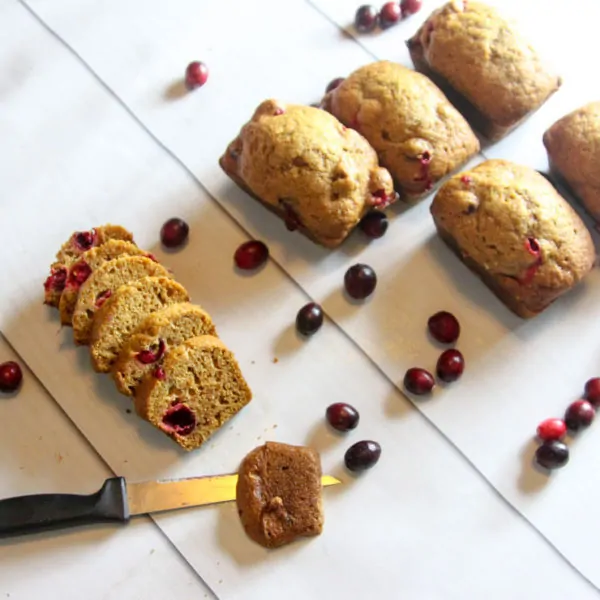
134, 336, 252, 451
59, 240, 152, 326
236, 442, 324, 548
90, 277, 190, 374
44, 224, 134, 307
430, 160, 595, 318
72, 256, 171, 345
219, 99, 395, 248
112, 302, 216, 397
321, 61, 480, 200
407, 1, 561, 141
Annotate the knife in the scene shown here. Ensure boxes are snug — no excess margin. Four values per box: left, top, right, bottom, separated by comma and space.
0, 474, 341, 538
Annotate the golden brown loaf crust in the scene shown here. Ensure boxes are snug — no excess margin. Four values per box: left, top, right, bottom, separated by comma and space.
431, 160, 595, 318
89, 277, 190, 374
134, 336, 252, 451
43, 224, 134, 307
407, 1, 561, 141
113, 302, 216, 397
236, 442, 324, 549
321, 61, 480, 200
59, 240, 151, 326
72, 256, 171, 345
543, 102, 600, 222
219, 99, 395, 248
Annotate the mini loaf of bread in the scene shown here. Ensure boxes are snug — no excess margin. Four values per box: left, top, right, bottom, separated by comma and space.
236, 442, 324, 548
90, 277, 190, 373
72, 256, 171, 345
321, 61, 480, 200
407, 1, 561, 141
431, 160, 595, 318
112, 302, 217, 397
59, 240, 152, 326
543, 102, 600, 222
134, 336, 252, 451
44, 224, 133, 307
219, 99, 395, 248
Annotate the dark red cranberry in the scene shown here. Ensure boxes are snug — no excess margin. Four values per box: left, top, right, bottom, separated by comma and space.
160, 218, 189, 249
584, 377, 600, 407
161, 402, 196, 436
68, 262, 92, 287
354, 5, 379, 32
535, 440, 569, 470
525, 237, 540, 256
536, 418, 567, 442
296, 303, 324, 336
325, 77, 345, 94
565, 399, 595, 432
404, 367, 434, 395
184, 61, 209, 90
427, 311, 460, 344
436, 349, 465, 383
359, 211, 388, 239
154, 366, 166, 380
400, 0, 423, 16
72, 229, 97, 251
95, 290, 112, 308
281, 204, 301, 231
326, 402, 360, 432
137, 339, 166, 365
234, 240, 269, 270
379, 2, 401, 28
371, 188, 396, 209
0, 361, 23, 393
344, 264, 377, 300
344, 440, 381, 472
44, 267, 67, 292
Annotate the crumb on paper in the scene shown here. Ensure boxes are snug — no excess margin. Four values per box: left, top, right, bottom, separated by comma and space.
251, 360, 255, 365
38, 436, 43, 441
56, 453, 63, 463
123, 460, 128, 464
126, 408, 132, 414
273, 424, 278, 429
150, 548, 155, 555
219, 580, 223, 585
272, 357, 279, 363
257, 436, 262, 441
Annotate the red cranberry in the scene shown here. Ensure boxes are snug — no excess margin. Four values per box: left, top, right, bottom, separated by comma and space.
281, 203, 301, 231
325, 77, 345, 94
68, 262, 92, 287
184, 61, 209, 90
344, 440, 381, 472
344, 264, 377, 300
234, 240, 269, 270
427, 311, 460, 344
154, 366, 166, 380
137, 339, 166, 365
535, 440, 569, 470
44, 267, 67, 292
460, 175, 472, 186
400, 0, 423, 16
584, 377, 600, 407
565, 399, 595, 432
359, 211, 388, 239
161, 402, 196, 436
72, 229, 97, 251
326, 402, 360, 432
436, 349, 465, 383
379, 2, 401, 28
525, 237, 540, 256
95, 290, 112, 308
160, 218, 189, 249
536, 418, 567, 442
404, 367, 435, 395
0, 361, 23, 393
371, 189, 396, 209
296, 303, 324, 336
354, 5, 379, 32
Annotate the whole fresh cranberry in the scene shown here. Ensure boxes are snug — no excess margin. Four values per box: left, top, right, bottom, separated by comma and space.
137, 339, 166, 364
234, 240, 269, 270
326, 402, 360, 431
564, 399, 595, 432
427, 311, 460, 344
404, 367, 434, 395
400, 0, 423, 16
0, 361, 23, 393
379, 2, 401, 28
344, 440, 381, 472
359, 211, 388, 239
73, 229, 97, 251
344, 264, 377, 300
584, 377, 600, 407
161, 218, 189, 249
325, 77, 345, 94
536, 418, 567, 442
535, 440, 569, 470
354, 5, 379, 33
436, 349, 465, 383
184, 61, 209, 90
296, 303, 324, 336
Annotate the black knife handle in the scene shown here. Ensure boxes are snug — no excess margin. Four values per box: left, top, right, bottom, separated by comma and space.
0, 477, 130, 538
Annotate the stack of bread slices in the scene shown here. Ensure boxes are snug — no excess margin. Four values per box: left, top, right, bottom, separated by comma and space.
44, 224, 252, 451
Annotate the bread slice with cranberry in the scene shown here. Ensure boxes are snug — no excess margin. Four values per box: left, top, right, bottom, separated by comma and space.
112, 302, 216, 397
134, 335, 252, 451
72, 256, 171, 345
59, 240, 154, 326
43, 225, 133, 307
90, 277, 189, 373
236, 442, 324, 548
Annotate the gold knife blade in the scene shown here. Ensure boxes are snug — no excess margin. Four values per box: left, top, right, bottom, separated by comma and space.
126, 474, 341, 516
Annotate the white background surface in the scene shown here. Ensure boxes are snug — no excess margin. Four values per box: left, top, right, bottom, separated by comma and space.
1, 0, 599, 597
